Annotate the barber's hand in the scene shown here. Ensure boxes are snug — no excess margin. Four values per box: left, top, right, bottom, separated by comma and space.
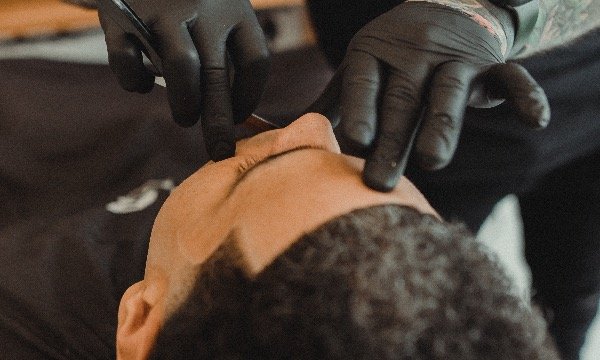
310, 1, 550, 192
97, 0, 270, 161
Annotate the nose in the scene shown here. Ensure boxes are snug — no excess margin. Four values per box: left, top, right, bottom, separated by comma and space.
272, 113, 340, 154
234, 113, 340, 159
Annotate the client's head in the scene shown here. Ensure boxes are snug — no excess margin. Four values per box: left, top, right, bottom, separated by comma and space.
116, 114, 557, 359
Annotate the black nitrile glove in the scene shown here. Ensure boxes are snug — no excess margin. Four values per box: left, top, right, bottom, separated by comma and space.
97, 0, 270, 161
310, 1, 550, 192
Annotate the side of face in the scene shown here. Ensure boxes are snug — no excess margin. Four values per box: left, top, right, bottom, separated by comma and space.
116, 113, 438, 359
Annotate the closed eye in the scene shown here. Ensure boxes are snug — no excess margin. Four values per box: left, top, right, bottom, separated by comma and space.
236, 156, 261, 176
227, 145, 321, 198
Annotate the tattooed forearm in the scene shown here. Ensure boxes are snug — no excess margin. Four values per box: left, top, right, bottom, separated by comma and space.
518, 0, 600, 57
393, 0, 600, 59
406, 0, 513, 57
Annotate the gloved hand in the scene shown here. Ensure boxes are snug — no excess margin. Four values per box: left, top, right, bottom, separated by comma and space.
310, 1, 550, 192
97, 0, 270, 161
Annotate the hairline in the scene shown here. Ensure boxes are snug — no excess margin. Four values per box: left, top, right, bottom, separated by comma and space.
163, 204, 431, 318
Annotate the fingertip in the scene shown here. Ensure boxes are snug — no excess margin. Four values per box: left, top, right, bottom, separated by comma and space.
209, 140, 236, 162
362, 157, 404, 193
165, 82, 202, 128
519, 86, 551, 129
167, 87, 202, 127
538, 107, 551, 129
416, 151, 450, 171
484, 63, 551, 129
106, 36, 155, 93
414, 126, 455, 171
170, 106, 201, 128
165, 72, 202, 127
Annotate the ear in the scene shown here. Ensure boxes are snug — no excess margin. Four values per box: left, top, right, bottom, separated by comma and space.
116, 280, 165, 360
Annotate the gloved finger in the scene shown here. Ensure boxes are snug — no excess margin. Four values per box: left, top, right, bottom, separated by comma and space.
416, 61, 476, 171
99, 12, 154, 93
339, 51, 383, 150
483, 62, 550, 128
305, 66, 344, 127
229, 20, 271, 124
190, 23, 236, 161
363, 68, 427, 192
155, 22, 202, 128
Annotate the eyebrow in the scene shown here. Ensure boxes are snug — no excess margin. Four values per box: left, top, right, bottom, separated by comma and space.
226, 145, 316, 198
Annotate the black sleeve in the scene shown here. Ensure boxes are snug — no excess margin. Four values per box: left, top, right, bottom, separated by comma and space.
0, 59, 205, 359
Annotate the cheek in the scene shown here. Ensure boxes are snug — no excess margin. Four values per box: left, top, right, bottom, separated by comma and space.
173, 187, 239, 267
231, 168, 346, 241
228, 171, 304, 223
230, 157, 356, 222
153, 164, 241, 256
228, 184, 313, 274
174, 162, 245, 213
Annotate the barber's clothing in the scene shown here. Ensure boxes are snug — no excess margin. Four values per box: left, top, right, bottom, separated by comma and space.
1, 203, 158, 359
0, 60, 205, 359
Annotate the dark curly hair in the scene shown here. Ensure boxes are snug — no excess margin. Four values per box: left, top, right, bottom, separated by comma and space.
149, 204, 558, 359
